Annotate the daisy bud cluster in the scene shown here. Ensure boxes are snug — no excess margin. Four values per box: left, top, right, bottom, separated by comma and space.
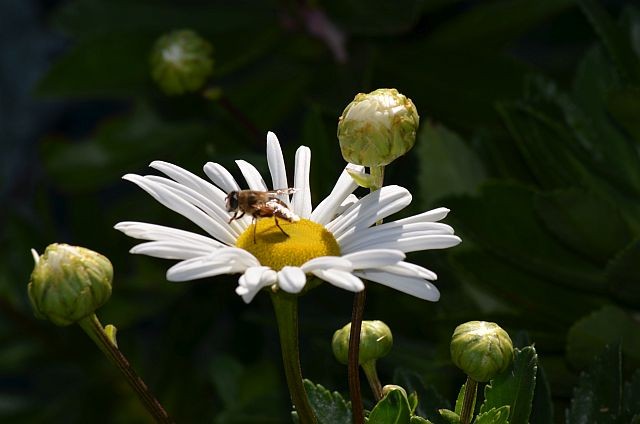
337, 88, 419, 167
150, 29, 213, 95
450, 321, 514, 382
28, 244, 113, 326
332, 320, 393, 365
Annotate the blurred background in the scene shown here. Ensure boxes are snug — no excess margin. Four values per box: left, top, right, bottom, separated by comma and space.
1, 0, 639, 422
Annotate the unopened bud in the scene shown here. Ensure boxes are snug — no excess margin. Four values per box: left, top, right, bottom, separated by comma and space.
28, 244, 113, 326
332, 320, 393, 365
337, 88, 419, 166
150, 29, 213, 95
450, 321, 513, 382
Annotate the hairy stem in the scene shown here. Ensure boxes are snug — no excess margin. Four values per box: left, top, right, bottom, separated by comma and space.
270, 292, 317, 424
77, 314, 172, 423
460, 377, 478, 424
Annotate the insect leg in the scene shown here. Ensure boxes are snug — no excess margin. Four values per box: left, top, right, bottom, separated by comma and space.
274, 216, 290, 237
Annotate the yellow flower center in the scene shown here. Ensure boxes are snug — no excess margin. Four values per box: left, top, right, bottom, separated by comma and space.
236, 218, 340, 271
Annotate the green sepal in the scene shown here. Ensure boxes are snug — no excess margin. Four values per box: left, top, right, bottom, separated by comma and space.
437, 409, 460, 424
347, 169, 379, 190
368, 387, 411, 424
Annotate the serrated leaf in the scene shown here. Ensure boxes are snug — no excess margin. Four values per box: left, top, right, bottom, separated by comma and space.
416, 122, 486, 207
566, 305, 640, 369
450, 249, 605, 327
445, 182, 607, 293
567, 344, 622, 424
534, 188, 632, 263
530, 362, 554, 424
473, 406, 510, 424
302, 380, 352, 424
410, 416, 434, 424
368, 388, 411, 424
480, 347, 537, 424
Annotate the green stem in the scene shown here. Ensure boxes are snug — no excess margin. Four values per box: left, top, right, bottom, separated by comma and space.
361, 360, 383, 401
460, 377, 478, 424
77, 314, 173, 423
270, 292, 317, 424
370, 166, 385, 192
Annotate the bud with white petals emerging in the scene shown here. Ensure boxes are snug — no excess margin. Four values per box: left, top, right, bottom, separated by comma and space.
28, 244, 113, 326
337, 88, 419, 167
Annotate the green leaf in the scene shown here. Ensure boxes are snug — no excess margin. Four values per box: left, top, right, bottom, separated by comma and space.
567, 344, 622, 424
622, 369, 640, 422
481, 347, 537, 424
473, 406, 510, 424
302, 380, 352, 424
607, 237, 640, 306
529, 362, 554, 424
368, 388, 411, 424
566, 305, 640, 369
416, 122, 486, 207
426, 0, 573, 49
209, 355, 244, 407
437, 409, 460, 424
577, 0, 640, 84
450, 248, 605, 327
410, 416, 434, 424
445, 182, 607, 293
40, 102, 212, 192
454, 383, 475, 416
534, 188, 632, 263
393, 369, 450, 424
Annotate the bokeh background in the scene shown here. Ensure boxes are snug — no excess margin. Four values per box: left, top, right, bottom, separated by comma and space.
2, 0, 639, 422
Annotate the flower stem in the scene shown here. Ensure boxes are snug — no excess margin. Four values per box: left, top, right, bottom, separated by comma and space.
361, 360, 383, 401
348, 289, 366, 424
460, 376, 478, 424
77, 314, 173, 423
270, 292, 317, 424
348, 164, 386, 423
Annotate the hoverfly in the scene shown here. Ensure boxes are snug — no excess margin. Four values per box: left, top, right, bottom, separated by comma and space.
225, 188, 300, 243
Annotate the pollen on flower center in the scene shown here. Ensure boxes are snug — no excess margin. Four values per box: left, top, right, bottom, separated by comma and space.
236, 218, 340, 271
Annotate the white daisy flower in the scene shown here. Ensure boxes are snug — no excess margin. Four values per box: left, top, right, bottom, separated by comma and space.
115, 132, 461, 303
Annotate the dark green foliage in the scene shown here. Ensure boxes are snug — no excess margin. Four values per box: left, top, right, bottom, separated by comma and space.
301, 380, 352, 424
368, 389, 412, 424
3, 0, 640, 422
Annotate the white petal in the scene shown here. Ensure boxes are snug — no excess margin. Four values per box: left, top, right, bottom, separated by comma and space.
144, 175, 245, 236
277, 266, 307, 293
130, 241, 217, 260
327, 185, 412, 239
394, 208, 450, 224
312, 269, 364, 292
114, 221, 223, 248
300, 256, 353, 273
291, 146, 312, 218
341, 249, 405, 269
123, 174, 238, 245
355, 270, 440, 301
266, 132, 290, 203
342, 234, 461, 254
167, 248, 259, 281
340, 222, 455, 252
380, 261, 438, 280
236, 266, 277, 303
203, 162, 240, 193
335, 194, 359, 216
235, 160, 268, 191
150, 161, 228, 205
310, 164, 363, 225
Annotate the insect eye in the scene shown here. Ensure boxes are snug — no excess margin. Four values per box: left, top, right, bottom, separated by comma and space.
225, 192, 238, 211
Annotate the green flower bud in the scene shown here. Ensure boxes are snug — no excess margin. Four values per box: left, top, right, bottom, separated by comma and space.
337, 88, 419, 166
332, 320, 393, 365
450, 321, 514, 382
150, 29, 213, 95
28, 244, 113, 326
